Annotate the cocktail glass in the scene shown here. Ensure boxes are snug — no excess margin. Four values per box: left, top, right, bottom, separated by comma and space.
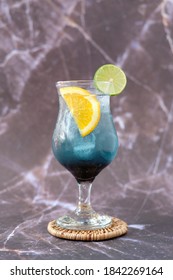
52, 80, 119, 230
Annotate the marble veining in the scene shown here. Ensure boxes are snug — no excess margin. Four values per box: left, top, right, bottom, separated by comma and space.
0, 0, 173, 260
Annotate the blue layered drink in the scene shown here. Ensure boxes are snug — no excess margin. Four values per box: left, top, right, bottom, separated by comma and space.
52, 91, 118, 182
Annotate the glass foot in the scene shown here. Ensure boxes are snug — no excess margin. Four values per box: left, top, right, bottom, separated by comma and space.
56, 210, 112, 230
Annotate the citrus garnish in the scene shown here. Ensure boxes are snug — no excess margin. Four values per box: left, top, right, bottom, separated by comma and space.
94, 64, 127, 95
60, 86, 101, 137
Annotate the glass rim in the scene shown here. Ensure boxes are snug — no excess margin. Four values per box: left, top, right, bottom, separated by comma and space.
56, 80, 111, 86
56, 80, 113, 96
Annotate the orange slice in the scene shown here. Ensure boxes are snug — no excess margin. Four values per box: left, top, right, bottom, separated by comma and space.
60, 86, 101, 137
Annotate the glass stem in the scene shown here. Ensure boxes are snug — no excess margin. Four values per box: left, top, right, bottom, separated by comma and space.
75, 181, 95, 216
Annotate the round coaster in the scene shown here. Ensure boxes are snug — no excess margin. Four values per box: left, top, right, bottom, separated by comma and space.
47, 218, 128, 241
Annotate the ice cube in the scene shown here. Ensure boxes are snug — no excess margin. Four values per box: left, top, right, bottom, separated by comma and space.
98, 95, 110, 112
67, 116, 79, 142
73, 133, 96, 160
97, 132, 118, 160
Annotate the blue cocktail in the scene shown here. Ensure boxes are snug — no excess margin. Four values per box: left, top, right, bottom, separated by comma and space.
52, 93, 118, 182
52, 80, 119, 230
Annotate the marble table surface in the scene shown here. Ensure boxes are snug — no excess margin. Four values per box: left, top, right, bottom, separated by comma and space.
0, 0, 173, 260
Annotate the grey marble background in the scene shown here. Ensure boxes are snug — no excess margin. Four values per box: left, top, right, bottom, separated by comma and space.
0, 0, 173, 260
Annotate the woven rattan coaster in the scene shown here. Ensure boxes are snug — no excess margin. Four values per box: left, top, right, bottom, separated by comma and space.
47, 218, 127, 241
